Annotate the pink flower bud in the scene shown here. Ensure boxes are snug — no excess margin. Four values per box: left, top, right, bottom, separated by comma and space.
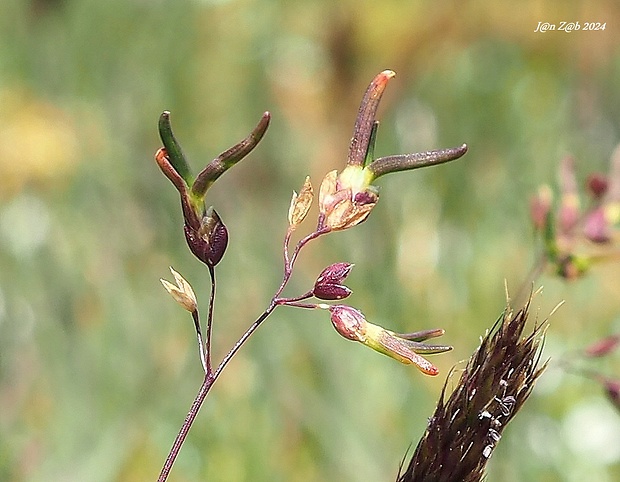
583, 207, 611, 243
328, 305, 367, 342
558, 156, 580, 236
584, 334, 620, 357
317, 168, 378, 231
558, 196, 580, 236
530, 185, 552, 231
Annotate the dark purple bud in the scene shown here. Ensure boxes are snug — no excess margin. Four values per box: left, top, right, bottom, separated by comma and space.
586, 173, 608, 199
313, 284, 352, 301
584, 334, 620, 357
313, 262, 354, 300
184, 207, 228, 267
315, 262, 354, 286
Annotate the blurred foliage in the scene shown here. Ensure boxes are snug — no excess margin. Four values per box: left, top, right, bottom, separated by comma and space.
1, 0, 620, 481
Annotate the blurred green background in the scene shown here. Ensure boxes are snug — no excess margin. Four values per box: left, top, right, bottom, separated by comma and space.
1, 0, 620, 480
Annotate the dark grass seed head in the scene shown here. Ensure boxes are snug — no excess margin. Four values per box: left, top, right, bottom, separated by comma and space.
397, 294, 549, 482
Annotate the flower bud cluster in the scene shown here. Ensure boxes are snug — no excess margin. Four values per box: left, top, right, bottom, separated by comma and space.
530, 147, 620, 279
155, 70, 465, 376
317, 168, 378, 231
314, 70, 466, 232
313, 262, 354, 300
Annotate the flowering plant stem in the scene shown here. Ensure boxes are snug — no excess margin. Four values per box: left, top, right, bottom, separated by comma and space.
156, 308, 274, 482
157, 229, 324, 482
155, 70, 465, 480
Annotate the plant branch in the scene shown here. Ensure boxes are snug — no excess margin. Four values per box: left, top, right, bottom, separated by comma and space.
276, 227, 330, 299
212, 303, 277, 381
275, 291, 315, 305
157, 373, 212, 482
157, 301, 278, 482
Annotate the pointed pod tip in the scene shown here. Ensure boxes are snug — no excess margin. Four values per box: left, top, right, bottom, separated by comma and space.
444, 143, 468, 162
450, 144, 468, 160
259, 111, 271, 127
374, 70, 396, 88
253, 111, 272, 139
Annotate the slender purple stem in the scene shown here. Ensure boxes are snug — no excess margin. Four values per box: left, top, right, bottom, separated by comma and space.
157, 301, 280, 481
275, 291, 314, 305
158, 226, 327, 481
212, 303, 277, 380
157, 373, 213, 482
275, 228, 330, 299
289, 228, 330, 268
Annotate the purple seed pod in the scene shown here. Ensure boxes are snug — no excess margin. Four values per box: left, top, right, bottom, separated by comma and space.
184, 207, 229, 267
